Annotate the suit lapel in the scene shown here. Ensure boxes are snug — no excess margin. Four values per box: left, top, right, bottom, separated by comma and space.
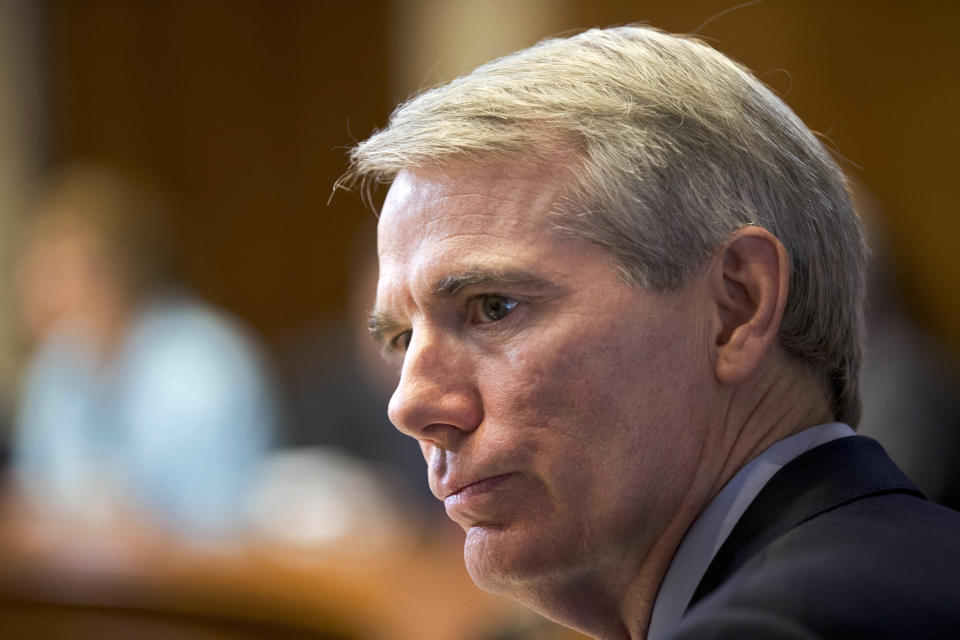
687, 436, 923, 610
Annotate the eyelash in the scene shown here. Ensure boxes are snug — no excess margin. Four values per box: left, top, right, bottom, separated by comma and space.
391, 329, 412, 353
468, 294, 519, 324
389, 294, 520, 353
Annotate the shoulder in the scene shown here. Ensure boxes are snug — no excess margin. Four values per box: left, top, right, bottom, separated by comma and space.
677, 493, 960, 639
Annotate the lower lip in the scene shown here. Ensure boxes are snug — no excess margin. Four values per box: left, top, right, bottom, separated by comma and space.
445, 473, 515, 509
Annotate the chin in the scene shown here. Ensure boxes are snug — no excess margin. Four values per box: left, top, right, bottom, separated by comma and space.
462, 522, 577, 595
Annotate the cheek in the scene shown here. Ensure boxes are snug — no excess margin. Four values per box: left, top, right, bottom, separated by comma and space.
482, 312, 711, 500
478, 326, 639, 486
492, 314, 690, 429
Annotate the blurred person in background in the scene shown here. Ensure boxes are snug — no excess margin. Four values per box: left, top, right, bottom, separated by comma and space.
853, 186, 960, 511
278, 223, 437, 508
243, 223, 441, 553
10, 164, 276, 543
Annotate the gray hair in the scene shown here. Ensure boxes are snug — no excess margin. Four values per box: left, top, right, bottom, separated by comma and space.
345, 25, 868, 426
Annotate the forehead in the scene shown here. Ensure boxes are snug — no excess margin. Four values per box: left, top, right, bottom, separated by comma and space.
379, 161, 566, 245
376, 160, 576, 293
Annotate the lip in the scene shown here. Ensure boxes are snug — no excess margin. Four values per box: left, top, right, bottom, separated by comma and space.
443, 473, 515, 501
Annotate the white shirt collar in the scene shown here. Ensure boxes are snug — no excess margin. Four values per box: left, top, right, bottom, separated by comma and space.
646, 422, 855, 639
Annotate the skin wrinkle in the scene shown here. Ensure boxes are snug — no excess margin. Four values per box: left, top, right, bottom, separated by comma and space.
716, 362, 831, 490
718, 371, 781, 490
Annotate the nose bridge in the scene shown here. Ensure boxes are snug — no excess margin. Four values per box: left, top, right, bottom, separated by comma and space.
388, 323, 482, 442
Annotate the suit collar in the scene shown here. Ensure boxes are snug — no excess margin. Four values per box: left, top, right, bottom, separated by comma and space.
688, 436, 923, 609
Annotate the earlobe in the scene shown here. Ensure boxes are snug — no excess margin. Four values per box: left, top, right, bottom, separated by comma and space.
710, 227, 790, 386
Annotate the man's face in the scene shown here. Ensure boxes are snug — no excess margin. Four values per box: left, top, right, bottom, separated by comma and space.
374, 160, 720, 591
16, 225, 104, 344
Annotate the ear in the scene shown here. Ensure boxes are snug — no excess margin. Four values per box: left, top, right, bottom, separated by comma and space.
708, 226, 790, 386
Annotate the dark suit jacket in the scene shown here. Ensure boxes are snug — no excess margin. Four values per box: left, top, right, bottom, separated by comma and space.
668, 436, 960, 639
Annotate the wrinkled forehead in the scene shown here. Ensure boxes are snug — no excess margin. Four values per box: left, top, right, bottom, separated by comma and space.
374, 160, 580, 306
377, 160, 572, 256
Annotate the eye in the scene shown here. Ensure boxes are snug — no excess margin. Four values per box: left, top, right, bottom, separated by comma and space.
472, 295, 519, 324
391, 329, 412, 352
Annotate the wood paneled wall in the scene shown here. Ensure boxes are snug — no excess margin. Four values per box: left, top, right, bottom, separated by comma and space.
45, 0, 389, 341
44, 1, 960, 357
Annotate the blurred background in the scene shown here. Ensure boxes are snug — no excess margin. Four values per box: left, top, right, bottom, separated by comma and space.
0, 1, 957, 638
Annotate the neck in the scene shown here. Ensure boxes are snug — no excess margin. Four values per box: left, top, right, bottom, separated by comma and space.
519, 352, 832, 640
710, 354, 834, 492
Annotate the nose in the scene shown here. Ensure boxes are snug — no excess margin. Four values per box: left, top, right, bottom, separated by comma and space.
387, 326, 483, 451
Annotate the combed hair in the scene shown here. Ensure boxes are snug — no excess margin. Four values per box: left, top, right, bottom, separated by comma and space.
345, 25, 868, 426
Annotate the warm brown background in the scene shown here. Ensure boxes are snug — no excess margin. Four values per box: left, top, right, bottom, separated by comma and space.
44, 1, 391, 341
40, 0, 960, 360
0, 2, 955, 637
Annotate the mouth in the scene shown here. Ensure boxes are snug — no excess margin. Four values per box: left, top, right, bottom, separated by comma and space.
443, 473, 515, 502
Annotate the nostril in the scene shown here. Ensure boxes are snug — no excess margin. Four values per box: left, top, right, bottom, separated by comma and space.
421, 422, 468, 449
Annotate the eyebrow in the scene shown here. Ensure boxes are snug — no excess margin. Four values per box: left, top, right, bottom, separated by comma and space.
368, 311, 405, 348
368, 267, 557, 346
433, 268, 554, 295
